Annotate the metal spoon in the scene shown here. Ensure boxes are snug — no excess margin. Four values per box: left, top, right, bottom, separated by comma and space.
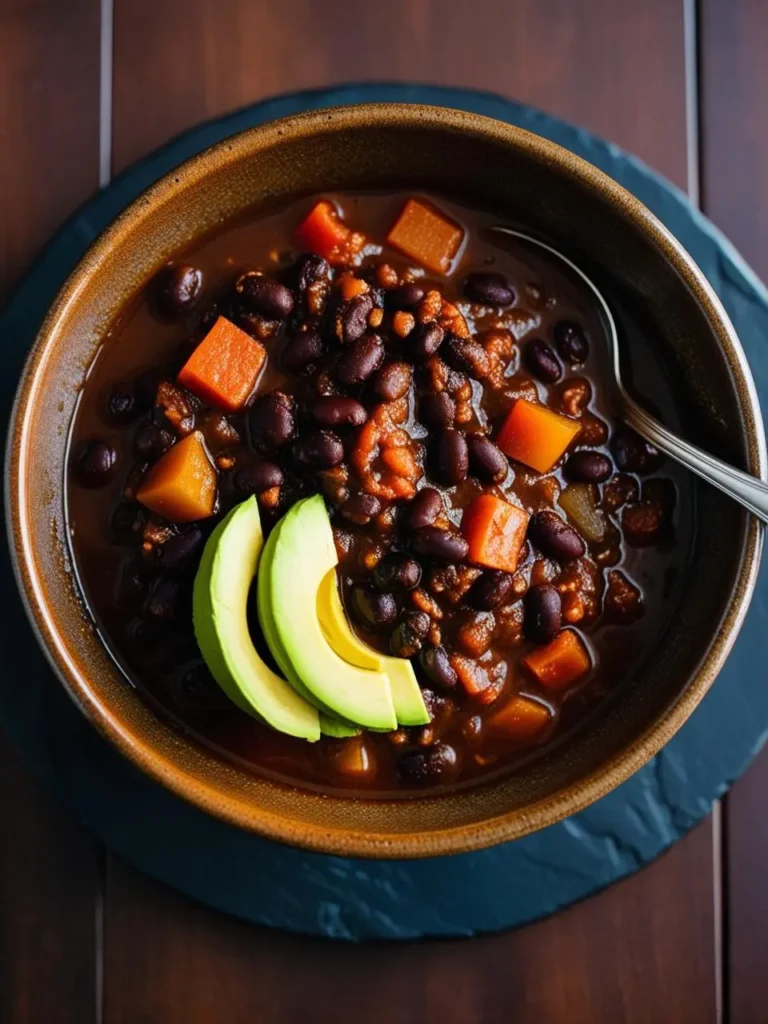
492, 226, 768, 524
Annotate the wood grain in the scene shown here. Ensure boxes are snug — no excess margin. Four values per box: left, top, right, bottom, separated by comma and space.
104, 3, 719, 1022
111, 0, 688, 188
700, 3, 768, 1019
105, 821, 716, 1024
0, 1, 101, 1021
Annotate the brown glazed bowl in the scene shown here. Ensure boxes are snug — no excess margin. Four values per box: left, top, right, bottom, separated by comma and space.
6, 104, 765, 858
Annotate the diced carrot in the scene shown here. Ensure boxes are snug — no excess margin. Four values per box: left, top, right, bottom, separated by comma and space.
461, 495, 529, 573
487, 695, 552, 740
451, 655, 506, 704
177, 316, 266, 412
522, 630, 591, 690
295, 200, 366, 265
497, 399, 581, 473
338, 274, 369, 301
136, 431, 217, 522
386, 198, 464, 275
332, 737, 376, 778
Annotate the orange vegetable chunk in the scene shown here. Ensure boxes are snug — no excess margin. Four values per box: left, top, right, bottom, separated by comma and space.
497, 398, 581, 473
522, 630, 591, 690
487, 695, 552, 740
386, 198, 464, 275
177, 316, 266, 412
332, 737, 376, 778
295, 200, 365, 265
461, 494, 529, 573
136, 431, 217, 523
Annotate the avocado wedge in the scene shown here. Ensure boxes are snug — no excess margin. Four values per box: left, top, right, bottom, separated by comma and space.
317, 570, 429, 727
261, 495, 397, 731
192, 497, 320, 741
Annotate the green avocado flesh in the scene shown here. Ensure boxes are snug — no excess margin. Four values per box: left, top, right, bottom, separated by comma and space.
261, 495, 397, 732
192, 497, 320, 741
257, 523, 360, 738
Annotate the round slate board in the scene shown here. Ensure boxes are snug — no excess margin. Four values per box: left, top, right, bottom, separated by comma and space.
2, 84, 768, 941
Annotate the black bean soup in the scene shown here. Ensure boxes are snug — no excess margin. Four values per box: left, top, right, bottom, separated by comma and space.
67, 191, 692, 797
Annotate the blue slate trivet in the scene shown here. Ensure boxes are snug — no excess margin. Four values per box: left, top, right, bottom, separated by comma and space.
2, 84, 767, 941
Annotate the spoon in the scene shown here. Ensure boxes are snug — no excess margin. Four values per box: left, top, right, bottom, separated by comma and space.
492, 226, 768, 524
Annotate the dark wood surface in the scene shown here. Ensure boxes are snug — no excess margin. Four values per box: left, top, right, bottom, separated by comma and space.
0, 0, 763, 1020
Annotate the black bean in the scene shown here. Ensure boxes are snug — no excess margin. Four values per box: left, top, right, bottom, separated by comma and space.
372, 362, 412, 402
281, 328, 324, 373
133, 422, 174, 461
294, 430, 344, 469
146, 577, 181, 621
554, 320, 589, 363
565, 450, 613, 483
405, 488, 443, 530
235, 460, 284, 494
351, 586, 398, 629
443, 335, 490, 379
158, 529, 204, 570
385, 283, 425, 310
236, 272, 294, 319
309, 396, 368, 428
289, 253, 329, 294
431, 428, 468, 486
338, 293, 374, 344
117, 560, 146, 606
410, 322, 445, 361
335, 334, 385, 385
466, 570, 515, 611
463, 271, 515, 306
249, 391, 296, 449
528, 510, 586, 562
524, 338, 562, 383
390, 612, 431, 658
466, 433, 507, 483
373, 553, 422, 592
76, 440, 116, 487
411, 526, 469, 562
611, 427, 663, 475
340, 492, 381, 525
524, 584, 563, 644
419, 392, 456, 429
398, 743, 459, 786
111, 502, 143, 539
171, 663, 233, 712
156, 265, 203, 316
107, 388, 137, 424
420, 645, 458, 691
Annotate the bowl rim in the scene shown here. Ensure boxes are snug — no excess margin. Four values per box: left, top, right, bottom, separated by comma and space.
5, 102, 766, 858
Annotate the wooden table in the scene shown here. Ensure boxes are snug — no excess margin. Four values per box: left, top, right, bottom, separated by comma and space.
1, 2, 765, 1020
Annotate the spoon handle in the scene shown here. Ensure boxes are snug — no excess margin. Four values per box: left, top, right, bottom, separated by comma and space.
623, 396, 768, 525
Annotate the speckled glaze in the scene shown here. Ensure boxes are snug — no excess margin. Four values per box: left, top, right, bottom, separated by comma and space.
5, 104, 765, 858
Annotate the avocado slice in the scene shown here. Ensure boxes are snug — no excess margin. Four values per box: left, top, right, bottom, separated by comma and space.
257, 522, 359, 738
192, 497, 320, 741
317, 570, 429, 727
263, 495, 397, 731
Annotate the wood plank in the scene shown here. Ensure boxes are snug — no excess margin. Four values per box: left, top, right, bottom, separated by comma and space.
106, 2, 717, 1021
0, 1, 102, 1021
700, 3, 768, 1019
111, 0, 688, 188
105, 821, 716, 1024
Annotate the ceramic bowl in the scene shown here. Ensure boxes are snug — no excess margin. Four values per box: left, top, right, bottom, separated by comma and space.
5, 104, 765, 857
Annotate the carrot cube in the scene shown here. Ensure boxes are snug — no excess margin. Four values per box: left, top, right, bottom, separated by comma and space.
522, 630, 591, 690
178, 316, 266, 412
497, 399, 581, 473
296, 200, 365, 265
461, 495, 529, 573
386, 198, 464, 275
487, 695, 552, 740
136, 431, 217, 523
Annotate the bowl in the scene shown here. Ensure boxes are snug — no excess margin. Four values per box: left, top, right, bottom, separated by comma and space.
5, 104, 765, 857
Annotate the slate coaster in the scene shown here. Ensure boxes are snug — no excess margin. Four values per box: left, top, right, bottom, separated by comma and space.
1, 83, 767, 941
